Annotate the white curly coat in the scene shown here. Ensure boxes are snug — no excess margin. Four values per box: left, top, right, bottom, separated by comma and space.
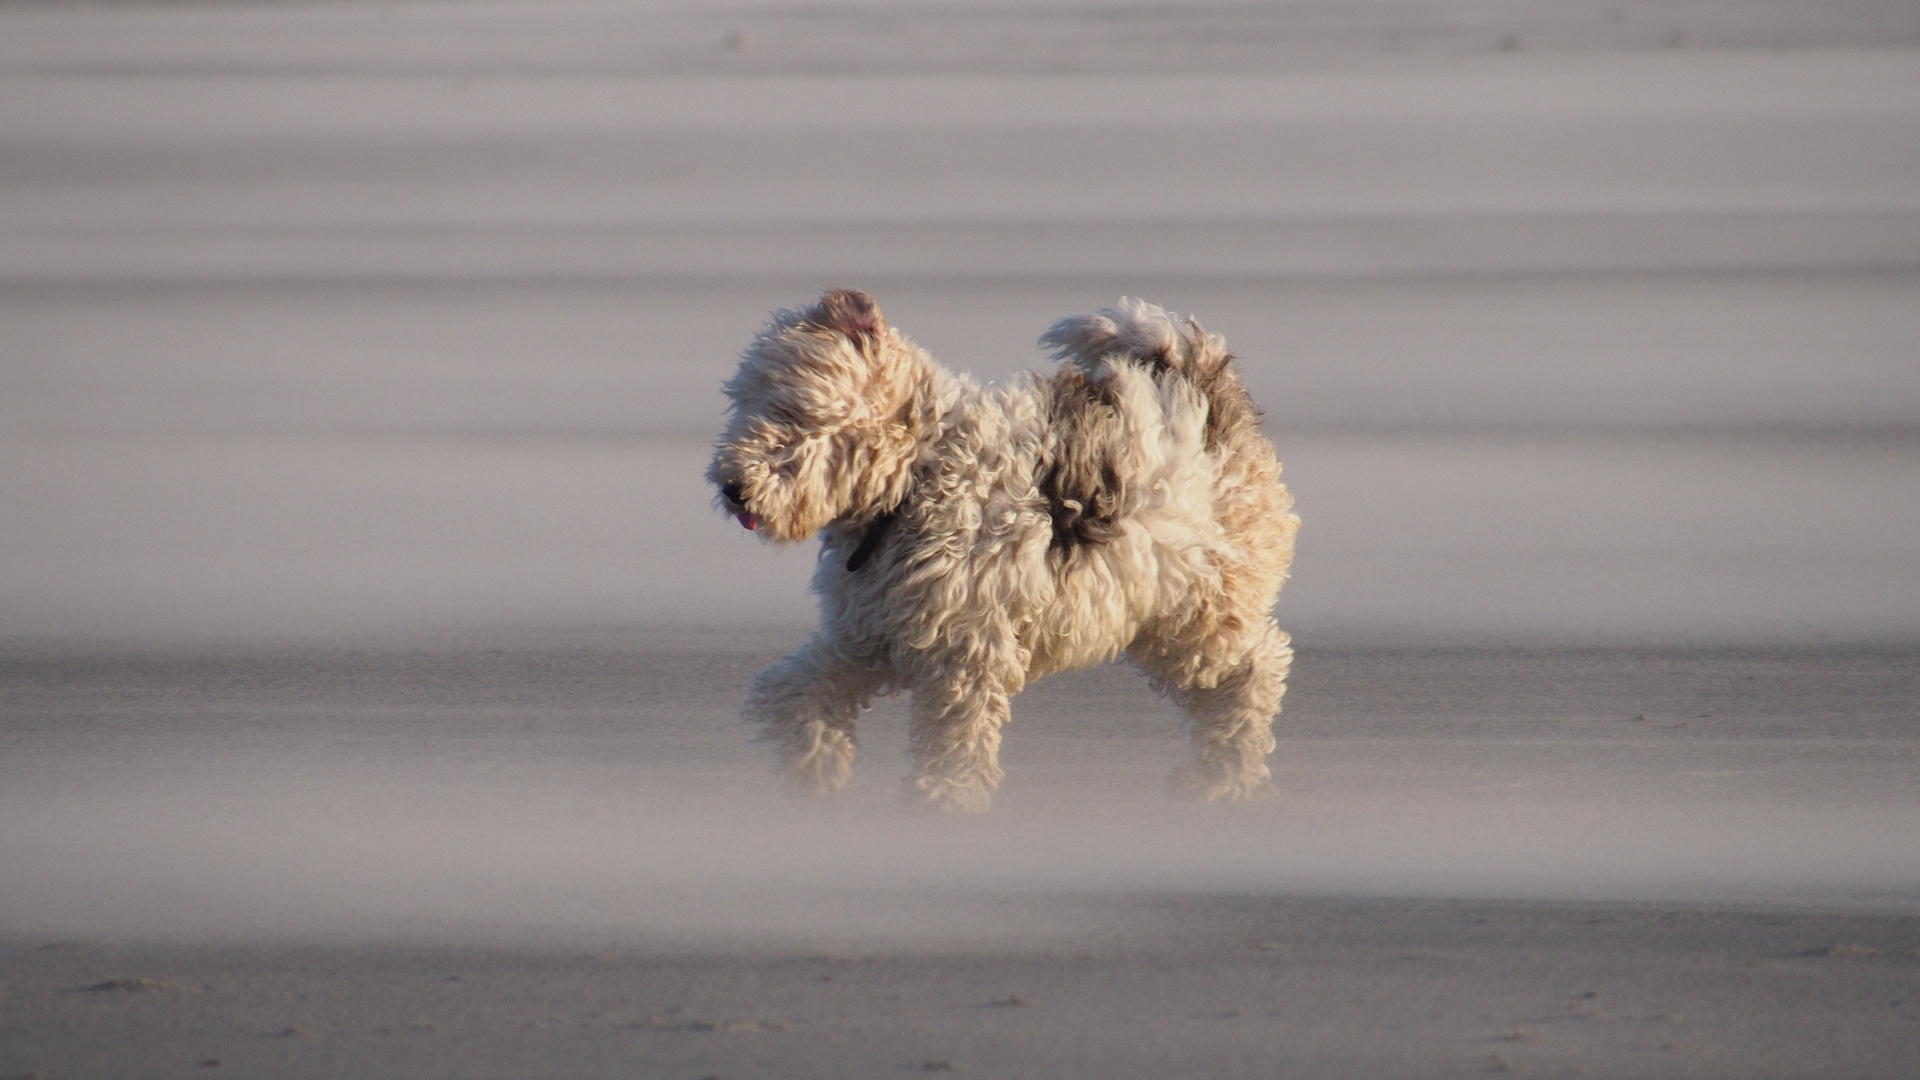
709, 290, 1297, 812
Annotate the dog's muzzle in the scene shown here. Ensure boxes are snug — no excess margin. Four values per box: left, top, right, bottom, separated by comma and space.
720, 481, 758, 531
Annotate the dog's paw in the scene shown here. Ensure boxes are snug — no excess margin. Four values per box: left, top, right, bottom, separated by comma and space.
778, 721, 857, 798
1168, 763, 1277, 803
908, 774, 996, 814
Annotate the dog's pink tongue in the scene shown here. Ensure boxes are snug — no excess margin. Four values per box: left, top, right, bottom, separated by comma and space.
736, 511, 759, 530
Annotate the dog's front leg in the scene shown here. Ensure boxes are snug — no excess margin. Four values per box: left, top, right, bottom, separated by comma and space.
743, 635, 886, 797
906, 667, 1014, 814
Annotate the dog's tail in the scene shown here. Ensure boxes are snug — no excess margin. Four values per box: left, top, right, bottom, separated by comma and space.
1038, 298, 1262, 451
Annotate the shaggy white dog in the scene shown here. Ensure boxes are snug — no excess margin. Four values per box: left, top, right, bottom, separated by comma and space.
710, 289, 1297, 812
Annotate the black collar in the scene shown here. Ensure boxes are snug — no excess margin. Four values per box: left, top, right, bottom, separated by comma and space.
846, 511, 897, 572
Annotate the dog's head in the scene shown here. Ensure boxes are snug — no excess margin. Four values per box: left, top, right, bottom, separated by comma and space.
709, 289, 925, 542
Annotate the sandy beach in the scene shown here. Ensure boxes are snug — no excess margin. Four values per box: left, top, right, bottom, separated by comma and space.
7, 899, 1919, 1079
4, 637, 1918, 1077
3, 1, 1918, 1076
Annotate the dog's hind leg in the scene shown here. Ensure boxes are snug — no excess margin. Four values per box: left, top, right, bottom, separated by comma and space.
906, 664, 1016, 814
744, 635, 888, 797
1137, 618, 1292, 802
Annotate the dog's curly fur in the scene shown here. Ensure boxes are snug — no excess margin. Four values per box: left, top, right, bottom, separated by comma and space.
709, 289, 1298, 812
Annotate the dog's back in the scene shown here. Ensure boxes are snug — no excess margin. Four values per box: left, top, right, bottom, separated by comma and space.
1040, 298, 1263, 452
1039, 301, 1297, 611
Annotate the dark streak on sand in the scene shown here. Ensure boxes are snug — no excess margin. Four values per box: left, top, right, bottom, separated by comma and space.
76, 978, 197, 994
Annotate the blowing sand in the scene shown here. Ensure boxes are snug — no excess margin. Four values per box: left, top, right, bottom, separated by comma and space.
3, 638, 1917, 1077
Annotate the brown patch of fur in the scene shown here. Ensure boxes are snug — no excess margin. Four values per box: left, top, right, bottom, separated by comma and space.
1185, 354, 1264, 452
1039, 368, 1126, 552
1152, 320, 1263, 452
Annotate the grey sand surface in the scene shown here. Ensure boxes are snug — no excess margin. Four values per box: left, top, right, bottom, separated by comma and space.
7, 899, 1920, 1080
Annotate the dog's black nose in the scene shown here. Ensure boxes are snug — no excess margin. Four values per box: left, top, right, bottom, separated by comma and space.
720, 480, 745, 506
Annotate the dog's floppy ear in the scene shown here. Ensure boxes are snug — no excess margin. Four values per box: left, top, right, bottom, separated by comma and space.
814, 288, 885, 350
